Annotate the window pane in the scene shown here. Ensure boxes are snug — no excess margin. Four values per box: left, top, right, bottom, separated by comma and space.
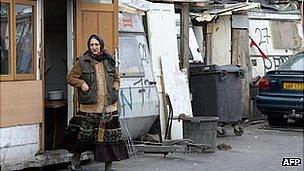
16, 4, 33, 74
0, 3, 10, 75
271, 21, 298, 49
81, 0, 113, 4
119, 36, 144, 77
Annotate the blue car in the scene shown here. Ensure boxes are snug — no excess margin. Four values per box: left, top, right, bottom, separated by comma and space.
256, 51, 304, 126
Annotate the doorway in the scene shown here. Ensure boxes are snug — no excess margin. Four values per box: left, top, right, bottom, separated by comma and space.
44, 0, 68, 150
42, 0, 118, 150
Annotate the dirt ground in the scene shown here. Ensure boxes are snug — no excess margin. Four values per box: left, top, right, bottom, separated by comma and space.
47, 120, 303, 171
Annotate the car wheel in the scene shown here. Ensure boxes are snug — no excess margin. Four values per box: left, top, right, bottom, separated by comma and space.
267, 115, 287, 127
217, 126, 226, 137
233, 125, 244, 136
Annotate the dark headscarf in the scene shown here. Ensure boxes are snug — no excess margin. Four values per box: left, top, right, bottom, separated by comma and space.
85, 34, 108, 62
87, 34, 105, 52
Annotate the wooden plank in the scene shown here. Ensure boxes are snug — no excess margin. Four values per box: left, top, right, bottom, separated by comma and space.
211, 15, 231, 65
180, 3, 190, 72
205, 27, 212, 65
0, 80, 43, 127
231, 29, 251, 118
131, 144, 187, 153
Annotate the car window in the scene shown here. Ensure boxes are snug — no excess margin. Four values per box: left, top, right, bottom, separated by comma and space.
278, 52, 304, 71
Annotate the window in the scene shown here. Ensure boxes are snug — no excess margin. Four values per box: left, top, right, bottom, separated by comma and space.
0, 2, 10, 75
0, 0, 36, 81
119, 36, 144, 77
270, 21, 300, 49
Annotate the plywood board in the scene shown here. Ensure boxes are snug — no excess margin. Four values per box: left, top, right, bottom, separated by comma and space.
161, 56, 193, 140
0, 80, 43, 127
147, 3, 180, 139
232, 29, 251, 118
211, 15, 231, 65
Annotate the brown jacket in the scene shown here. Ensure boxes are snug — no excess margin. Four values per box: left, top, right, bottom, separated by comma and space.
67, 56, 120, 113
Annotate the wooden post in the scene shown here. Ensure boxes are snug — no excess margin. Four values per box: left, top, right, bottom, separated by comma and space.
231, 29, 251, 120
180, 3, 190, 75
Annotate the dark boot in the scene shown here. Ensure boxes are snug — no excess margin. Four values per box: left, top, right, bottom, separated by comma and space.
68, 165, 83, 171
69, 153, 82, 171
105, 161, 113, 171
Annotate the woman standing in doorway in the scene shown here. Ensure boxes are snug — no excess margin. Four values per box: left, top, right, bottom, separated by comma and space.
62, 34, 129, 171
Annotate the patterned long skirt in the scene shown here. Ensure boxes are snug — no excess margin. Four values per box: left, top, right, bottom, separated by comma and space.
61, 111, 129, 162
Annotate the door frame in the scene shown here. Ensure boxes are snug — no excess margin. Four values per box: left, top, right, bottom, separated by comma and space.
67, 0, 74, 121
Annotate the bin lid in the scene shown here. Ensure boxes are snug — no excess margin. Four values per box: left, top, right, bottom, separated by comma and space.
203, 65, 242, 73
190, 64, 244, 77
182, 116, 219, 122
215, 65, 241, 72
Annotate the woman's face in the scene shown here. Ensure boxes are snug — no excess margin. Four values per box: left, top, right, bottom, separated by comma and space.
89, 38, 101, 55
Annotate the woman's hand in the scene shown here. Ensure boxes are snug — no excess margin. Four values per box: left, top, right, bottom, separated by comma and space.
81, 82, 89, 92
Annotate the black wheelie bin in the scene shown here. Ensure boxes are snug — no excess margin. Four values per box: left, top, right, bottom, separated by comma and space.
189, 64, 245, 136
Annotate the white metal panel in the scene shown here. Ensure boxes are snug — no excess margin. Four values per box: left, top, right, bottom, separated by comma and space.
119, 84, 158, 118
147, 3, 179, 71
118, 13, 159, 139
147, 3, 193, 140
118, 13, 145, 32
147, 3, 176, 139
0, 144, 38, 165
161, 56, 193, 140
0, 124, 39, 164
248, 11, 302, 78
118, 34, 158, 119
0, 124, 39, 148
249, 18, 297, 77
120, 116, 158, 140
211, 15, 231, 65
248, 11, 301, 20
249, 19, 294, 56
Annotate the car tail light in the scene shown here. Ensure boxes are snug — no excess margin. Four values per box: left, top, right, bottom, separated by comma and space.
259, 77, 270, 90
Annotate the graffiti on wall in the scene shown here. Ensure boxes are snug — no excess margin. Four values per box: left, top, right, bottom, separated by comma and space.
264, 56, 290, 70
250, 24, 292, 77
255, 27, 271, 46
254, 27, 271, 46
119, 87, 133, 117
138, 42, 149, 63
251, 55, 290, 78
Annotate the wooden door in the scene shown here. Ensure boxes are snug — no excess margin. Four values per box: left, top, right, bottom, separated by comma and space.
76, 0, 118, 57
73, 0, 118, 112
